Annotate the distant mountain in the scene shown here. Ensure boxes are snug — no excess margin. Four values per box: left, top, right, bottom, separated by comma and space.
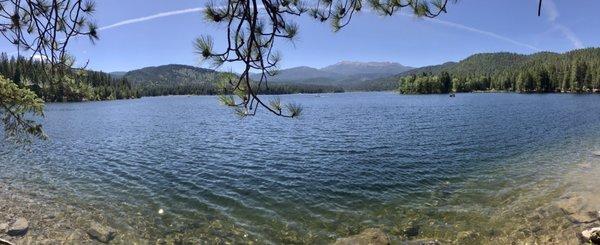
250, 61, 414, 90
321, 61, 413, 76
109, 71, 127, 79
262, 66, 340, 82
123, 64, 219, 86
118, 64, 223, 96
118, 64, 343, 96
106, 48, 600, 96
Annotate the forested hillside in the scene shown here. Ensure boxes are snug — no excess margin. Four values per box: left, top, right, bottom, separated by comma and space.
357, 62, 457, 91
396, 48, 600, 94
0, 53, 139, 102
122, 64, 343, 96
122, 64, 224, 96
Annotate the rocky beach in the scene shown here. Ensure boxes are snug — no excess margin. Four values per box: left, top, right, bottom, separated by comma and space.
1, 151, 599, 244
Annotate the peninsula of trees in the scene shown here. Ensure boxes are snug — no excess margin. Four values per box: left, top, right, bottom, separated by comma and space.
395, 48, 600, 94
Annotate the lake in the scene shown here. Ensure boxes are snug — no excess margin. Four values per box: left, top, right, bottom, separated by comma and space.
1, 92, 600, 243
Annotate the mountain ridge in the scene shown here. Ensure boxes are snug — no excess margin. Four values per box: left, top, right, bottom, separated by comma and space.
321, 61, 413, 76
249, 61, 414, 86
107, 48, 600, 95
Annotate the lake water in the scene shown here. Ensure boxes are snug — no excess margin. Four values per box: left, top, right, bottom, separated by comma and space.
1, 92, 600, 243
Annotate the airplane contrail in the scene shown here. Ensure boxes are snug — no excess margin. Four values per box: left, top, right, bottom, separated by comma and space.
98, 7, 541, 51
541, 0, 583, 49
421, 17, 541, 51
98, 7, 206, 31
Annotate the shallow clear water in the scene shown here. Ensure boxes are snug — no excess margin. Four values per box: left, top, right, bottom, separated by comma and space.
1, 92, 600, 243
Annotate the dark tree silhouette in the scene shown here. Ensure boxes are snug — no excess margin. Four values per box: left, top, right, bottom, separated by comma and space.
196, 0, 456, 118
1, 0, 98, 141
1, 0, 98, 70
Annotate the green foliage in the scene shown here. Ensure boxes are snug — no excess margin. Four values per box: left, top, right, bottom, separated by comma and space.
269, 97, 283, 113
285, 103, 303, 118
1, 0, 106, 141
194, 36, 214, 59
0, 53, 140, 141
440, 71, 452, 93
217, 75, 304, 118
0, 54, 140, 102
397, 48, 600, 94
0, 75, 46, 142
399, 74, 449, 94
123, 64, 222, 96
218, 95, 237, 107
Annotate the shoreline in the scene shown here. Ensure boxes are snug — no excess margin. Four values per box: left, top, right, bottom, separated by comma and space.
1, 153, 600, 244
44, 90, 600, 104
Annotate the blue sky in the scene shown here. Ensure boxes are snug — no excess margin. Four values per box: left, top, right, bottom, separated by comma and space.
3, 0, 599, 72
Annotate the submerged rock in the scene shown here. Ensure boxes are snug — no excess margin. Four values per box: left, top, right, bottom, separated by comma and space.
15, 237, 58, 245
593, 151, 600, 157
65, 229, 87, 243
400, 239, 441, 245
577, 162, 592, 169
87, 222, 116, 243
334, 228, 390, 245
593, 231, 600, 244
556, 195, 598, 223
579, 227, 600, 244
42, 212, 60, 220
0, 222, 8, 232
7, 218, 29, 236
402, 225, 420, 238
456, 231, 480, 244
0, 239, 13, 245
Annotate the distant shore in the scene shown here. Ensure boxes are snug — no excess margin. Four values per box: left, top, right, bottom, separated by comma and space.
45, 90, 600, 104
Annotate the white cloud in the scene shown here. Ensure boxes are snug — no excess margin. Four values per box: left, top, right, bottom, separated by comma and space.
32, 54, 49, 62
541, 0, 584, 49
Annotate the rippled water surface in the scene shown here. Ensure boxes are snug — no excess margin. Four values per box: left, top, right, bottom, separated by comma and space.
2, 92, 600, 243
